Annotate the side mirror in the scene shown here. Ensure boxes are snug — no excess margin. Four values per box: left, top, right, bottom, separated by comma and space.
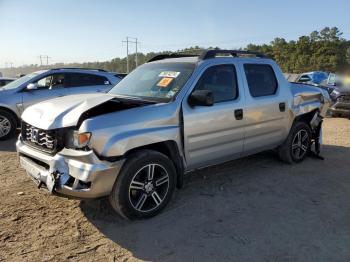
26, 83, 38, 91
189, 90, 214, 106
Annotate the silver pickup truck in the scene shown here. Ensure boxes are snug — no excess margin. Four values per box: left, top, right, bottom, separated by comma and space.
17, 50, 330, 219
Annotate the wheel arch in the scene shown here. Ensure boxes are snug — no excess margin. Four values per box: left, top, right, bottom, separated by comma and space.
0, 106, 20, 127
122, 140, 185, 189
294, 109, 319, 127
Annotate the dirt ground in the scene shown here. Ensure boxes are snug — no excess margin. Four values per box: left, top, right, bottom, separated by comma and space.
1, 118, 350, 262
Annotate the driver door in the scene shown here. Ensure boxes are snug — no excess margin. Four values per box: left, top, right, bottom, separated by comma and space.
182, 63, 245, 170
21, 73, 66, 113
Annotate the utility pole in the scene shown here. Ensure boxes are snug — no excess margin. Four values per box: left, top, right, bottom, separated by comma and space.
122, 37, 140, 73
135, 38, 138, 67
5, 62, 13, 68
38, 55, 51, 66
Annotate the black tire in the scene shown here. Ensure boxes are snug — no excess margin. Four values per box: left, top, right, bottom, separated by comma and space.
278, 121, 311, 164
0, 109, 17, 141
109, 150, 176, 220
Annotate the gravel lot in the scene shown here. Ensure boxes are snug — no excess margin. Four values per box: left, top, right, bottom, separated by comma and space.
0, 118, 350, 262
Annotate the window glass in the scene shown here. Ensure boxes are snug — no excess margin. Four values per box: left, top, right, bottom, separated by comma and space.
66, 73, 108, 87
35, 74, 65, 89
194, 64, 238, 103
36, 76, 52, 89
244, 64, 278, 97
109, 63, 195, 102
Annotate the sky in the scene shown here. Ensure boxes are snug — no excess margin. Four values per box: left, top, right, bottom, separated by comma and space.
0, 0, 349, 67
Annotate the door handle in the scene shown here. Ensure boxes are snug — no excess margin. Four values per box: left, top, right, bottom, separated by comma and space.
279, 102, 286, 112
234, 109, 243, 120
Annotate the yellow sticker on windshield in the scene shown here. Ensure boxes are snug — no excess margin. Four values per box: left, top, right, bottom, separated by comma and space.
157, 77, 173, 88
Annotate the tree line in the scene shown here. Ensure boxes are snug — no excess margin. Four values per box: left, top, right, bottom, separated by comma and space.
1, 27, 350, 77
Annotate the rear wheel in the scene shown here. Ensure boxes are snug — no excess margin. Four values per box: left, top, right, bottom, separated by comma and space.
278, 121, 311, 164
0, 110, 17, 141
109, 150, 176, 219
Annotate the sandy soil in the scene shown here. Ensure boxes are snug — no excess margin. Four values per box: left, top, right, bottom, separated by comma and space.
0, 118, 350, 262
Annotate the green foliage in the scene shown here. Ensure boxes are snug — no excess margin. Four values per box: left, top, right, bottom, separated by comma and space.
1, 27, 349, 77
247, 27, 349, 73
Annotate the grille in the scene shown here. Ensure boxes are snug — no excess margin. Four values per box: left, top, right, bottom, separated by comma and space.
337, 95, 350, 103
21, 122, 63, 154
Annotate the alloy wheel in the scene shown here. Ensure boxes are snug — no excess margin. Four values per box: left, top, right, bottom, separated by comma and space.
0, 116, 11, 138
292, 129, 309, 160
128, 164, 170, 213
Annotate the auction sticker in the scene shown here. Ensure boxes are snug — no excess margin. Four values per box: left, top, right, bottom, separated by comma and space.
159, 71, 180, 78
157, 77, 173, 88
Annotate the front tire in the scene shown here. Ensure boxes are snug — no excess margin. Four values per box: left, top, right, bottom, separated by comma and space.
278, 121, 311, 164
0, 110, 17, 141
109, 150, 176, 219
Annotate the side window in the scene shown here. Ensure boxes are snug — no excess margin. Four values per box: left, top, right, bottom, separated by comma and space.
194, 64, 238, 103
298, 74, 311, 83
51, 74, 65, 88
328, 74, 336, 84
88, 74, 110, 85
244, 64, 278, 97
36, 75, 52, 89
35, 74, 65, 90
66, 73, 109, 88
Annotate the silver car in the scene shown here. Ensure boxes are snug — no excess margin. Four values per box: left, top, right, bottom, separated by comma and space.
17, 50, 330, 219
0, 68, 121, 140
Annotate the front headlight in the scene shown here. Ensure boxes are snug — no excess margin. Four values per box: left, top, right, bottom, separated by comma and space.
331, 89, 340, 96
66, 130, 91, 149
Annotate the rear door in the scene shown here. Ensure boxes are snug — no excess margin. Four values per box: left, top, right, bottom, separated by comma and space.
65, 73, 112, 95
182, 63, 245, 170
21, 73, 66, 112
240, 63, 288, 155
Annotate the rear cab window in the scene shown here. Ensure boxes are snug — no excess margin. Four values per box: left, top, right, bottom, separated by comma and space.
244, 64, 278, 97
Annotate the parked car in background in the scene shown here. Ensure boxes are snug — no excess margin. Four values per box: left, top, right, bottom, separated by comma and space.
296, 71, 329, 85
112, 72, 127, 79
17, 50, 330, 219
0, 77, 16, 87
0, 68, 121, 140
321, 73, 350, 118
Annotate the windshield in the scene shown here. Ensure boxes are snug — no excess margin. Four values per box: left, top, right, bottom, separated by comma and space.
109, 62, 195, 102
0, 72, 41, 90
310, 72, 328, 84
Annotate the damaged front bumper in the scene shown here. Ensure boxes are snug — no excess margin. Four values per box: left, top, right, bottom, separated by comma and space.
328, 100, 350, 117
16, 138, 124, 199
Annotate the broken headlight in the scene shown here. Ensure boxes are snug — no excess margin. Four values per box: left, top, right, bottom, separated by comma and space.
66, 130, 92, 149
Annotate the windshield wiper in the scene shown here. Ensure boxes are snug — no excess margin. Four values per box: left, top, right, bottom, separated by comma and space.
112, 95, 157, 104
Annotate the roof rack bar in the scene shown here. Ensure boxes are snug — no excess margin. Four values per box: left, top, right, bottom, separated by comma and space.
49, 67, 107, 72
199, 50, 267, 60
148, 49, 268, 63
148, 54, 198, 63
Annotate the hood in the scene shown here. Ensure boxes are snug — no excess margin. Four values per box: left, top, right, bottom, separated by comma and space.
0, 87, 17, 95
22, 93, 115, 130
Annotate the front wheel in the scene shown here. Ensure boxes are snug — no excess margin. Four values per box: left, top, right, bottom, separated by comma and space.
0, 110, 17, 141
278, 121, 311, 164
109, 150, 176, 219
